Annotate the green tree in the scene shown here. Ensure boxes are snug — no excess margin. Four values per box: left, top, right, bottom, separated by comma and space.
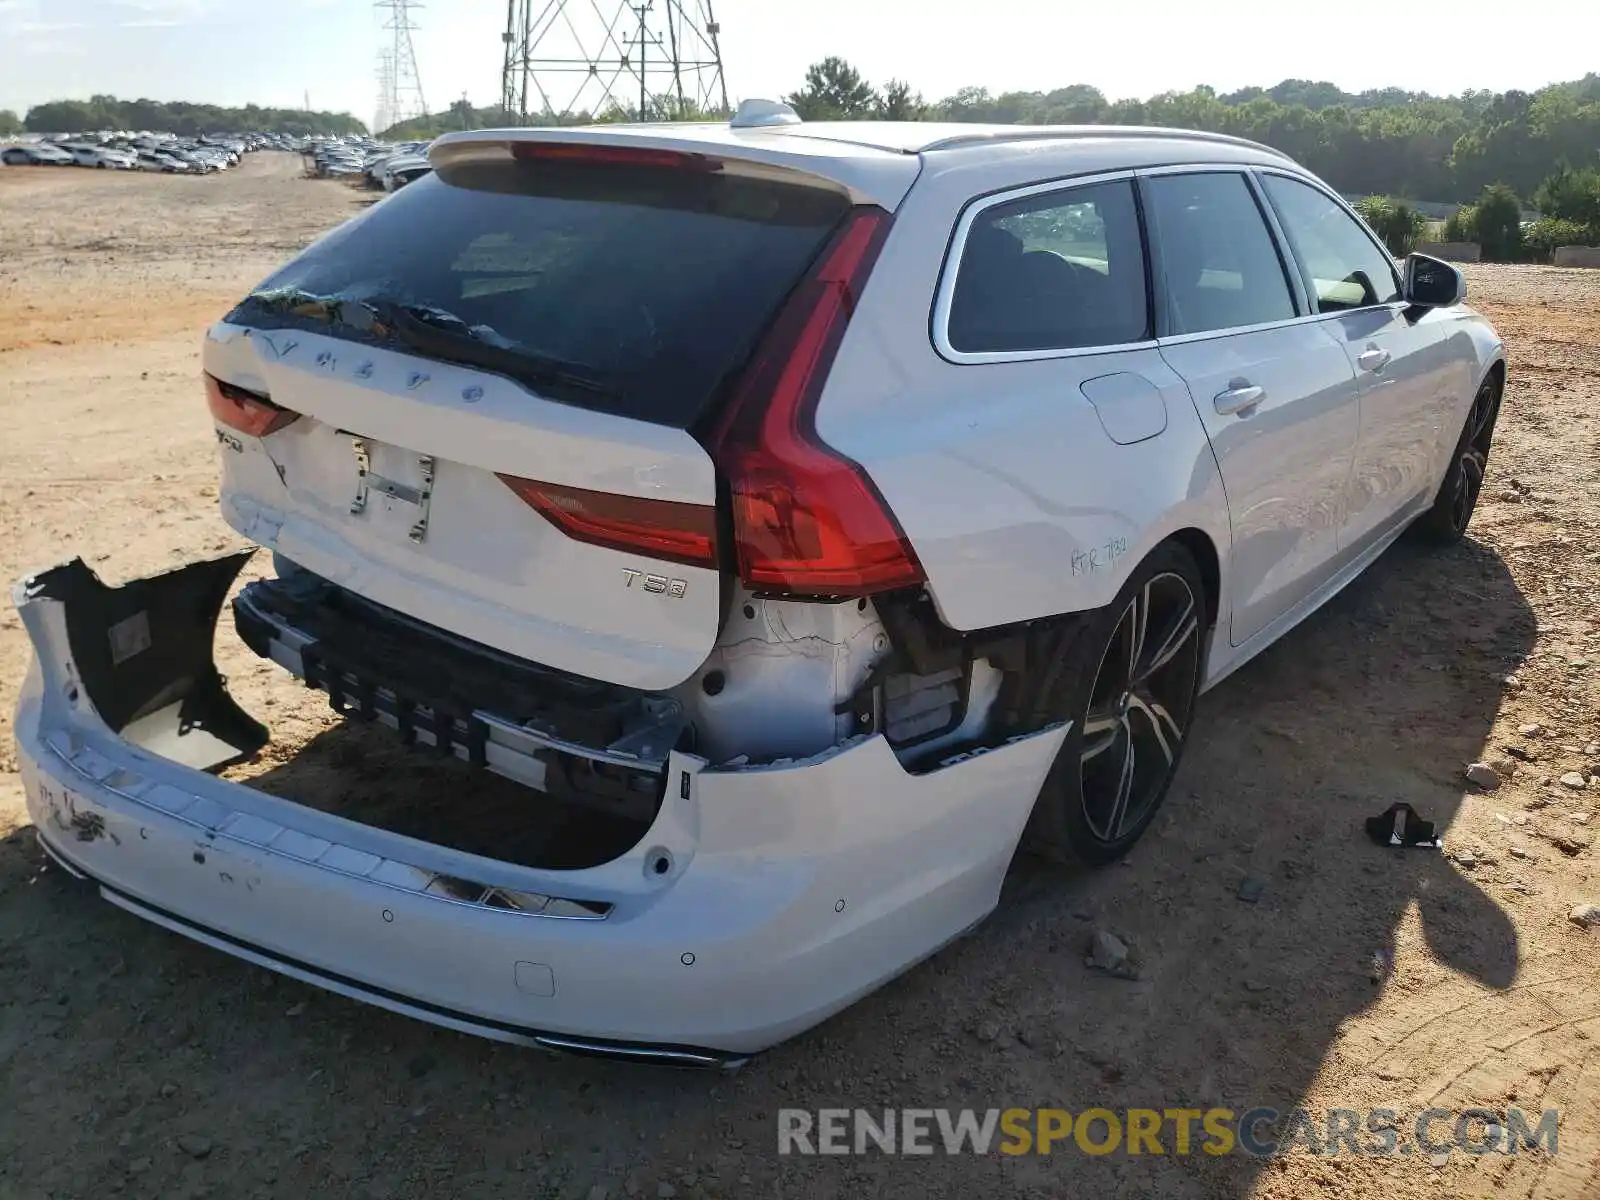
1355, 196, 1427, 255
1532, 165, 1600, 232
1038, 85, 1107, 124
1523, 217, 1592, 260
0, 109, 21, 136
1443, 206, 1476, 242
876, 79, 926, 121
1472, 184, 1524, 261
786, 57, 877, 121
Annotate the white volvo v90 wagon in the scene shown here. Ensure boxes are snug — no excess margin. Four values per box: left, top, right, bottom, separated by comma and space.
13, 103, 1505, 1065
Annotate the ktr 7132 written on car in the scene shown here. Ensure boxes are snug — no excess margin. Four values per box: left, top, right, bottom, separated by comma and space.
1071, 536, 1130, 577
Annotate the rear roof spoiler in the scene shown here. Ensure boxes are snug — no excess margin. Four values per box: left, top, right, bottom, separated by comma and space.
428, 127, 922, 211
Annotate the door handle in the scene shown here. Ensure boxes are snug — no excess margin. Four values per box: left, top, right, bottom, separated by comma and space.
1358, 347, 1392, 373
1214, 383, 1265, 415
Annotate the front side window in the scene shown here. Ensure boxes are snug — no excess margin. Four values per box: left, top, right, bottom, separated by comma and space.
1142, 172, 1297, 336
946, 178, 1148, 353
1260, 174, 1402, 313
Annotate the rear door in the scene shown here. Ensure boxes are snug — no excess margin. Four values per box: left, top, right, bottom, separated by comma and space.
1143, 168, 1361, 646
203, 146, 861, 690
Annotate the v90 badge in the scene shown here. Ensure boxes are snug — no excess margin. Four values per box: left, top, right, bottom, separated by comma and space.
623, 569, 687, 598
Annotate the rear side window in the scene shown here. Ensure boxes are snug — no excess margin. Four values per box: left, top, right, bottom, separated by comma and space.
1142, 172, 1297, 335
1259, 174, 1402, 312
246, 155, 852, 427
947, 179, 1148, 353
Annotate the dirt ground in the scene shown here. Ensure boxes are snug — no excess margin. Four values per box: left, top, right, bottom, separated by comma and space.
1, 152, 1597, 1200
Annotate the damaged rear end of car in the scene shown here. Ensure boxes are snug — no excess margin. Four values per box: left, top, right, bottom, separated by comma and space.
12, 127, 1070, 1061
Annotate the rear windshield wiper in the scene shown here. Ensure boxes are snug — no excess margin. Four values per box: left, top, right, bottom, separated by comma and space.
232, 288, 619, 401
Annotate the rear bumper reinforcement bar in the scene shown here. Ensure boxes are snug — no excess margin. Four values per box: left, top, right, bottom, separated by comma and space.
232, 578, 686, 808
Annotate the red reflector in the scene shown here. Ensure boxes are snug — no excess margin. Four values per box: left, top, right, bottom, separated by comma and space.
204, 373, 299, 437
510, 141, 721, 172
498, 475, 717, 570
710, 207, 925, 598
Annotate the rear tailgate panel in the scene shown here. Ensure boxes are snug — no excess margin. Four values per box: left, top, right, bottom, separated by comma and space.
204, 323, 720, 691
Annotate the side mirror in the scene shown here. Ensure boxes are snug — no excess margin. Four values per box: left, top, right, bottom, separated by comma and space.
1403, 254, 1466, 308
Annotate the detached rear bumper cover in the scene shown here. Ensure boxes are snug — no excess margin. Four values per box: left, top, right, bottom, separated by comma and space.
11, 555, 1066, 1058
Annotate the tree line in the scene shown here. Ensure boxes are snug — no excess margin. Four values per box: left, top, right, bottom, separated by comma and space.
784, 59, 1600, 208
11, 95, 366, 138
377, 95, 714, 141
385, 60, 1600, 253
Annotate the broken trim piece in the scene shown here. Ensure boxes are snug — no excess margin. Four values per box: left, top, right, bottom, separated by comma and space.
21, 552, 267, 772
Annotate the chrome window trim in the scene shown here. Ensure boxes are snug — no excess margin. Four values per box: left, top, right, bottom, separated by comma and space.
1251, 165, 1405, 314
1156, 311, 1329, 347
1151, 301, 1406, 347
930, 159, 1326, 365
931, 168, 1159, 365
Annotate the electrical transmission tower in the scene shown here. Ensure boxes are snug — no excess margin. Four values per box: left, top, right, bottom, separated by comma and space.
374, 49, 396, 137
375, 0, 428, 133
500, 0, 730, 125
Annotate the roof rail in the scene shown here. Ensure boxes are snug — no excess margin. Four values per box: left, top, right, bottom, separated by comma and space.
919, 124, 1291, 160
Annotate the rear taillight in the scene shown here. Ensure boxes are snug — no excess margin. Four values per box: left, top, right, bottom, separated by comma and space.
709, 207, 925, 598
204, 373, 299, 437
498, 475, 718, 570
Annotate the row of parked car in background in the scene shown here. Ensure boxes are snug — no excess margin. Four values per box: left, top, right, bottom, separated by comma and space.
3, 129, 438, 192
1, 132, 261, 174
303, 135, 434, 191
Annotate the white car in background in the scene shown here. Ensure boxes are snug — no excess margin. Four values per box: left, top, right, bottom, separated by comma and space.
1, 143, 75, 166
62, 144, 138, 169
13, 107, 1505, 1065
134, 150, 190, 173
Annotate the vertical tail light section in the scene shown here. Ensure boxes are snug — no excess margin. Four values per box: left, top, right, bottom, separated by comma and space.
709, 207, 926, 598
204, 372, 300, 437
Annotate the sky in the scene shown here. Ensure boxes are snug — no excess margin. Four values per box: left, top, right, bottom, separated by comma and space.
1, 0, 1593, 126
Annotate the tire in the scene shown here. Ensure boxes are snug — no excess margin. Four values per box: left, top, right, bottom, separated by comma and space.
1416, 371, 1502, 545
1023, 541, 1208, 866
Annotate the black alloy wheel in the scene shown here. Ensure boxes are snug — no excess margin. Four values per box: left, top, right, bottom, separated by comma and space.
1078, 570, 1203, 846
1420, 372, 1502, 544
1025, 542, 1207, 865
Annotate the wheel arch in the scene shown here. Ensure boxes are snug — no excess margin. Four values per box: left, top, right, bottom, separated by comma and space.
1483, 355, 1506, 393
1166, 526, 1221, 630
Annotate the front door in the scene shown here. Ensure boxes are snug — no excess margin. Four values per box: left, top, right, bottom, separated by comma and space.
1257, 172, 1451, 552
1142, 169, 1362, 646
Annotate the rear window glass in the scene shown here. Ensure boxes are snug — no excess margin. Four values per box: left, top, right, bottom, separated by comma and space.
244, 153, 851, 426
947, 179, 1149, 354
